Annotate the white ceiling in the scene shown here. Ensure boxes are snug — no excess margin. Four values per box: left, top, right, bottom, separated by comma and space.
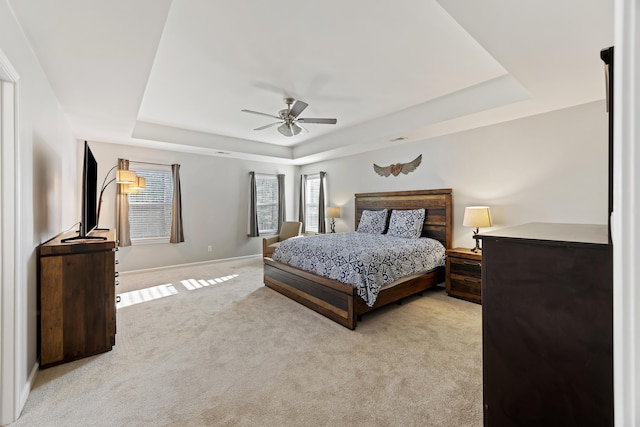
9, 0, 613, 165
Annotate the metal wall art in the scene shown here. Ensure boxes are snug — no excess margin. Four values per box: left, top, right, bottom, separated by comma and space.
373, 154, 422, 177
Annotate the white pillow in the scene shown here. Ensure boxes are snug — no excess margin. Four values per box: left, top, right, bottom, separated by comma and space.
386, 209, 425, 239
356, 209, 388, 234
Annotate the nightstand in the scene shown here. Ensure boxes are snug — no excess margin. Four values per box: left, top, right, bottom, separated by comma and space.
445, 247, 482, 304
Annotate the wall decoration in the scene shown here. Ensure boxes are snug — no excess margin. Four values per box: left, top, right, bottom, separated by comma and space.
373, 154, 422, 177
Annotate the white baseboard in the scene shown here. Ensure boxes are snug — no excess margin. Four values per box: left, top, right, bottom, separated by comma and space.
17, 361, 38, 420
118, 254, 262, 277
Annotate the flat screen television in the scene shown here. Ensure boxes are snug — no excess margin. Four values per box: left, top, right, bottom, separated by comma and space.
601, 46, 613, 244
62, 141, 104, 242
81, 140, 98, 237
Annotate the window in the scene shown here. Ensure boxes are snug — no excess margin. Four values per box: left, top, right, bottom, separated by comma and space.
305, 174, 321, 232
256, 174, 279, 234
128, 165, 173, 244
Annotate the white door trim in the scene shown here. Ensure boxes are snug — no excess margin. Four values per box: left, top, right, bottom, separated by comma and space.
613, 0, 639, 425
0, 48, 19, 426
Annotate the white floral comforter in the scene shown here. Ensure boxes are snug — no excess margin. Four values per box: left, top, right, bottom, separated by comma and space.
271, 232, 446, 307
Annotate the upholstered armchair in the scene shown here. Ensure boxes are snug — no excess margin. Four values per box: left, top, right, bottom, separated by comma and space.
262, 221, 303, 258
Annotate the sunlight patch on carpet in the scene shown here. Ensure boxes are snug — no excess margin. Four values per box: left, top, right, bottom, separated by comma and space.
117, 284, 179, 309
180, 274, 239, 290
116, 274, 241, 309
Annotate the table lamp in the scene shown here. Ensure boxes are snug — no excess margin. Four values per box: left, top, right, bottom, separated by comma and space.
463, 206, 492, 252
327, 206, 341, 233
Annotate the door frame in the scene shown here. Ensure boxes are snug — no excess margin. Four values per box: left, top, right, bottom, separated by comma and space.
0, 48, 19, 426
613, 0, 640, 424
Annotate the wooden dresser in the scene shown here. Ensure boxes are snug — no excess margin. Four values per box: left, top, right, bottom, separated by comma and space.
39, 229, 117, 368
479, 223, 613, 426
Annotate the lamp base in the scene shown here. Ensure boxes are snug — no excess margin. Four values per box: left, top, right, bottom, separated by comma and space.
470, 229, 482, 252
329, 218, 336, 233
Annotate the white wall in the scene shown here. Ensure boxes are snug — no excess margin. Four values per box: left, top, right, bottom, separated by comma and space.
0, 0, 77, 423
92, 100, 608, 273
301, 100, 608, 247
87, 141, 298, 272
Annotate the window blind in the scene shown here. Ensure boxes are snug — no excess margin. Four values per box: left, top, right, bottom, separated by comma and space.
256, 174, 279, 234
305, 175, 320, 232
128, 168, 173, 241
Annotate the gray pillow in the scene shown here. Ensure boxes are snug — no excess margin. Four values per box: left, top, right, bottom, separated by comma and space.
356, 209, 388, 234
387, 208, 425, 239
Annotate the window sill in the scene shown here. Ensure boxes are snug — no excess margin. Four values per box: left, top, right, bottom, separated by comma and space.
131, 237, 170, 246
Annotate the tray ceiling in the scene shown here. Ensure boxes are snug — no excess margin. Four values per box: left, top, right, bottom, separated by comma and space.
9, 0, 612, 164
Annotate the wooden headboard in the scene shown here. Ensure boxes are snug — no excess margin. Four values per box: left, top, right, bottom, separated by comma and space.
354, 188, 453, 249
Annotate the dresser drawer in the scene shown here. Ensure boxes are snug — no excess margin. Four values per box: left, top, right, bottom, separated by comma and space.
449, 257, 481, 279
449, 274, 481, 304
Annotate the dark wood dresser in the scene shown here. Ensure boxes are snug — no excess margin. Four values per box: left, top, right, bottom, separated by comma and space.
479, 223, 613, 426
39, 229, 117, 368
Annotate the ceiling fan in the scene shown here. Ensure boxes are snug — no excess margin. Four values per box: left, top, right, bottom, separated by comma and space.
241, 97, 337, 137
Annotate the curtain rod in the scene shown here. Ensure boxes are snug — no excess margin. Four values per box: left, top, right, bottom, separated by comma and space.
129, 160, 178, 167
250, 171, 284, 176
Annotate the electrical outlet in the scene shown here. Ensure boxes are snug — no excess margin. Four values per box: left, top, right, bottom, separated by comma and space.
207, 245, 212, 252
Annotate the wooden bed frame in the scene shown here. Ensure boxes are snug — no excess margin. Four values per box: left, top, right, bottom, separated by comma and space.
263, 188, 453, 329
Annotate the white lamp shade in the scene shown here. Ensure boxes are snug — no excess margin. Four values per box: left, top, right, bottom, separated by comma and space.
116, 169, 137, 184
463, 206, 492, 228
130, 176, 146, 190
327, 206, 341, 219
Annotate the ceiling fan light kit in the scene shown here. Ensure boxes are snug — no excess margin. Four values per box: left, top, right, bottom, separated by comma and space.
242, 97, 337, 137
278, 122, 303, 137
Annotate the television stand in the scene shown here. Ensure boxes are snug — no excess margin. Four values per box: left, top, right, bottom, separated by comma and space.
39, 228, 117, 368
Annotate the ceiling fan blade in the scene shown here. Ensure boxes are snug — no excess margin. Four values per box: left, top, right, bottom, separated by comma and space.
288, 100, 308, 118
254, 122, 281, 131
241, 109, 281, 120
297, 118, 337, 124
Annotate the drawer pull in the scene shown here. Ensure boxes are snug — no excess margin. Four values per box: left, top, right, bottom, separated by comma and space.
450, 274, 480, 283
116, 295, 121, 303
463, 261, 480, 266
114, 272, 119, 277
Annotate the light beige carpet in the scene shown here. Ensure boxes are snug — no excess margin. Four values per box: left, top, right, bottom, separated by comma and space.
12, 257, 482, 427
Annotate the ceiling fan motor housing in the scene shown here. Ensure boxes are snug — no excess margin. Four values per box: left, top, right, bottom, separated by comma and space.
279, 109, 290, 119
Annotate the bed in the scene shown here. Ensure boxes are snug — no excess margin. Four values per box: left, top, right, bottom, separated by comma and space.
263, 188, 452, 329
